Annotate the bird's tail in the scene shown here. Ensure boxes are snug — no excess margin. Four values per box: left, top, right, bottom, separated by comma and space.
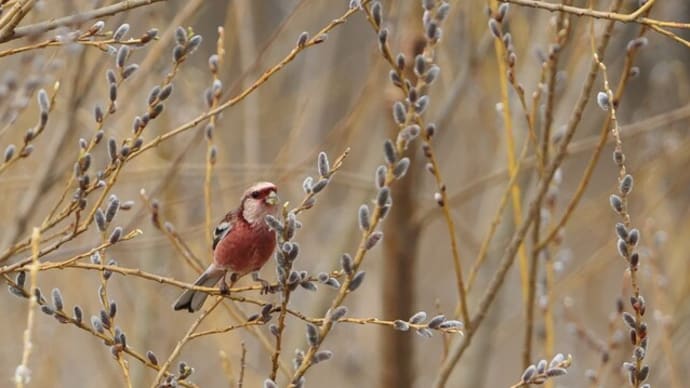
173, 265, 225, 312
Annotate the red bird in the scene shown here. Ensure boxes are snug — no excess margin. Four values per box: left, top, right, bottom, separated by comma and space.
173, 182, 280, 312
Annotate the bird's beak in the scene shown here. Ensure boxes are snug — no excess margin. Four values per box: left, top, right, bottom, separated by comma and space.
265, 191, 279, 206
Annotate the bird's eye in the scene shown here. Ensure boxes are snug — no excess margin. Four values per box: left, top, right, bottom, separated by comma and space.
251, 190, 260, 199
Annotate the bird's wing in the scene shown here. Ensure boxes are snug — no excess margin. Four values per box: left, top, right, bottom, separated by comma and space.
212, 210, 238, 250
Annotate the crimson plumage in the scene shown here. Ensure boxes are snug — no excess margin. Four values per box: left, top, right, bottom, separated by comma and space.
173, 182, 279, 312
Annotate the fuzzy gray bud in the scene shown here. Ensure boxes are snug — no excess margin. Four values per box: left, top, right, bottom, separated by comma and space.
328, 306, 348, 321
264, 379, 278, 388
311, 178, 328, 193
348, 271, 366, 291
95, 208, 106, 231
341, 253, 354, 275
175, 26, 187, 46
91, 316, 105, 333
365, 231, 383, 249
425, 65, 440, 84
159, 84, 173, 101
41, 305, 55, 315
615, 223, 628, 240
186, 35, 202, 54
376, 187, 390, 208
439, 320, 463, 330
414, 55, 426, 77
105, 197, 119, 223
16, 271, 26, 288
415, 95, 429, 114
297, 32, 309, 48
122, 64, 138, 79
208, 54, 219, 73
107, 137, 117, 162
393, 157, 410, 179
610, 194, 623, 214
94, 105, 104, 123
172, 45, 185, 63
109, 83, 117, 102
51, 288, 64, 311
314, 350, 333, 363
4, 144, 15, 162
265, 214, 283, 233
488, 19, 501, 39
383, 139, 397, 165
497, 3, 510, 21
109, 226, 123, 243
375, 165, 387, 189
89, 21, 105, 34
409, 311, 427, 324
358, 204, 370, 231
627, 37, 648, 52
306, 323, 319, 346
394, 320, 410, 331
427, 314, 445, 329
392, 101, 406, 125
597, 92, 610, 111
116, 46, 129, 68
521, 365, 537, 383
378, 28, 388, 50
146, 351, 158, 365
37, 89, 49, 113
317, 152, 330, 177
620, 174, 633, 195
112, 24, 130, 41
73, 305, 83, 323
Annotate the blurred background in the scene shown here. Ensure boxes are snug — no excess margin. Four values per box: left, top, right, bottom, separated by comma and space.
0, 0, 688, 387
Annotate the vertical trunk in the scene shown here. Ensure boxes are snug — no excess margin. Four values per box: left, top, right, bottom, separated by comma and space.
380, 3, 425, 386
381, 174, 420, 388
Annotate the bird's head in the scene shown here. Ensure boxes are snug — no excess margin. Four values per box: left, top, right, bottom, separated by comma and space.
241, 181, 279, 225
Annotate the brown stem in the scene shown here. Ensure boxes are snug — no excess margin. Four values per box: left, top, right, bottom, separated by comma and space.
432, 2, 622, 385
0, 0, 171, 43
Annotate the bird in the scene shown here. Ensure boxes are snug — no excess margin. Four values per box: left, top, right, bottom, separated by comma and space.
173, 181, 280, 312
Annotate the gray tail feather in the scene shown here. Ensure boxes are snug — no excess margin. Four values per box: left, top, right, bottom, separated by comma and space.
173, 266, 225, 313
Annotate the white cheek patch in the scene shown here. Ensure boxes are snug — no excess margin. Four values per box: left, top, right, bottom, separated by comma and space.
242, 199, 261, 225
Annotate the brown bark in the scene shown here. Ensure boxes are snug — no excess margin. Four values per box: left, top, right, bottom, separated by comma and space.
381, 169, 420, 388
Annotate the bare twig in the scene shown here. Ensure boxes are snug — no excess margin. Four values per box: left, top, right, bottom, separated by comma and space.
151, 298, 224, 387
433, 2, 623, 385
13, 228, 40, 388
0, 0, 171, 43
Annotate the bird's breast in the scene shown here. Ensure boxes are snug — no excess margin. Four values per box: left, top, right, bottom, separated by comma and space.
213, 222, 276, 275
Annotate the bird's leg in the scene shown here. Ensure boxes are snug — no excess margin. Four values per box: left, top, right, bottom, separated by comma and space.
252, 271, 278, 294
219, 271, 236, 295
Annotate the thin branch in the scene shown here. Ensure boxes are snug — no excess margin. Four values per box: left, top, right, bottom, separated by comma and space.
465, 137, 530, 293
204, 27, 226, 252
0, 0, 171, 43
0, 35, 156, 58
238, 343, 246, 388
151, 297, 224, 387
489, 0, 530, 306
361, 0, 470, 328
433, 2, 623, 385
498, 0, 682, 27
14, 228, 40, 388
536, 24, 649, 251
0, 0, 34, 41
126, 9, 355, 162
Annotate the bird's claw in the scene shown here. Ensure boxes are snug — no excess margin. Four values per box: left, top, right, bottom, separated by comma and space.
259, 280, 280, 295
252, 272, 280, 295
252, 272, 278, 294
219, 279, 230, 295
